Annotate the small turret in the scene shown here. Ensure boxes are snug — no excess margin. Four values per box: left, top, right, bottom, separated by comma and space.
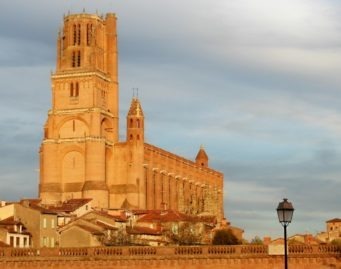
126, 97, 144, 143
195, 145, 208, 167
125, 97, 146, 209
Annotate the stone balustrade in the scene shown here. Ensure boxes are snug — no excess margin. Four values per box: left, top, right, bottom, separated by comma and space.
0, 245, 339, 269
0, 244, 339, 258
289, 244, 340, 255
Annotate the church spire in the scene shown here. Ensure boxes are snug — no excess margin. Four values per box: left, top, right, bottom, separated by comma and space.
127, 97, 144, 142
195, 145, 209, 167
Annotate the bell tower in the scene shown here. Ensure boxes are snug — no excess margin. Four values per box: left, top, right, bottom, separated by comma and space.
125, 97, 146, 208
39, 13, 119, 208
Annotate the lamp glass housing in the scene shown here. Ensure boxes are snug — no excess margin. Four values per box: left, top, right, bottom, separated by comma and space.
277, 198, 294, 226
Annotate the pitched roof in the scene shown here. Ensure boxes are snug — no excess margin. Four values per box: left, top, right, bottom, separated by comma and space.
0, 216, 20, 225
128, 97, 144, 117
136, 209, 216, 224
326, 218, 341, 223
0, 241, 9, 247
91, 210, 128, 222
47, 199, 92, 213
19, 200, 57, 214
195, 146, 208, 161
95, 220, 118, 230
0, 217, 31, 235
71, 224, 104, 235
137, 210, 185, 223
126, 226, 162, 235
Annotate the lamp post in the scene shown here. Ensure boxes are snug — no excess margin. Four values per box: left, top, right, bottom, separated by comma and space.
277, 198, 294, 269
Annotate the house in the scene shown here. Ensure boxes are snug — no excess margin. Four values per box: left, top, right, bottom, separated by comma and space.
126, 225, 164, 246
58, 210, 127, 247
0, 217, 31, 248
46, 198, 92, 227
15, 200, 58, 247
316, 218, 341, 243
289, 234, 322, 245
134, 209, 218, 245
0, 199, 58, 248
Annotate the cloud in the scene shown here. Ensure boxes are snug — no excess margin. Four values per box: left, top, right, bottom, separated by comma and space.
0, 0, 341, 240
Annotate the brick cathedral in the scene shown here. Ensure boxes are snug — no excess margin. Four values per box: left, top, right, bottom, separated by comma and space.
38, 12, 224, 222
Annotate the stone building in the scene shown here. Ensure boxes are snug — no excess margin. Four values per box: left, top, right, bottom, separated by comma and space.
38, 12, 224, 222
0, 217, 31, 248
316, 218, 341, 243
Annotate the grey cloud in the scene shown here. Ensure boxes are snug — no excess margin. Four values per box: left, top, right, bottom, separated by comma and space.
1, 0, 341, 240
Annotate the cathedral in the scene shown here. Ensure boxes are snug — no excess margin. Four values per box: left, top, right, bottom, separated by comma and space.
38, 12, 224, 222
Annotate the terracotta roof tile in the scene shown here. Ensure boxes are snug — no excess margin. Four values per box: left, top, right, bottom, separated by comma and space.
47, 198, 92, 213
91, 210, 128, 222
0, 216, 23, 226
326, 218, 341, 223
136, 210, 217, 224
195, 146, 208, 161
26, 203, 57, 214
95, 220, 118, 230
0, 241, 9, 247
126, 226, 162, 235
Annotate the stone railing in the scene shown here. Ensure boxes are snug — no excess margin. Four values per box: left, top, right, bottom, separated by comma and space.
289, 244, 340, 255
0, 244, 339, 258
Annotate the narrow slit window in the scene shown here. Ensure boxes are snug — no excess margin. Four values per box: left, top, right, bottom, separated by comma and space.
77, 51, 81, 67
72, 51, 76, 67
73, 24, 77, 45
75, 82, 79, 96
70, 83, 74, 97
87, 24, 93, 46
77, 24, 81, 45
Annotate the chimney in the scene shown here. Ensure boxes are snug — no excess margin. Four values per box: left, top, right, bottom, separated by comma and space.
263, 236, 271, 245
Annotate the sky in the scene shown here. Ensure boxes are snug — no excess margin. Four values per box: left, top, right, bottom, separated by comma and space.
0, 0, 340, 240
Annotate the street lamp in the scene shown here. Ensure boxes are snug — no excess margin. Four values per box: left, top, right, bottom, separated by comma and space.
277, 198, 294, 269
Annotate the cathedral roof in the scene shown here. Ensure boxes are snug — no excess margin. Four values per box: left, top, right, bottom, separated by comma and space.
128, 97, 144, 117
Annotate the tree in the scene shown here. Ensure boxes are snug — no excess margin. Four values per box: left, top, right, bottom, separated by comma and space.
168, 222, 201, 245
212, 229, 240, 245
331, 239, 341, 247
250, 236, 263, 245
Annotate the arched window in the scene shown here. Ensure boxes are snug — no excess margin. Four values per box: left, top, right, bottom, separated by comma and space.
136, 119, 140, 128
129, 134, 133, 141
137, 134, 140, 140
130, 119, 133, 128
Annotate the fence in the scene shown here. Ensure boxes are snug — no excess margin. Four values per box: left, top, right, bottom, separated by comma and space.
0, 244, 339, 258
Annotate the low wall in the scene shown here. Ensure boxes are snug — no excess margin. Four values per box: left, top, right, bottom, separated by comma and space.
0, 245, 339, 269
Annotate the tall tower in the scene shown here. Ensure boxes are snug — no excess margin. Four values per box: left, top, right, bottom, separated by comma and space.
126, 97, 146, 208
39, 13, 118, 208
